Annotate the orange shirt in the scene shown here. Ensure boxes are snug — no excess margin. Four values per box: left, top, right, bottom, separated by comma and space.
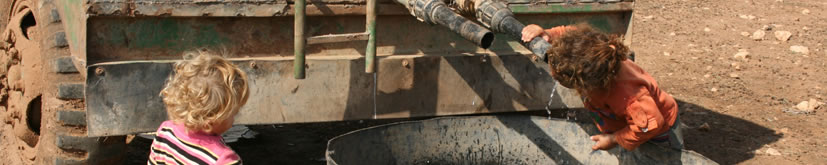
584, 60, 678, 150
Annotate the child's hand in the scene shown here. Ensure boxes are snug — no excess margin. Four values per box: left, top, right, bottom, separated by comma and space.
590, 134, 618, 150
521, 24, 549, 42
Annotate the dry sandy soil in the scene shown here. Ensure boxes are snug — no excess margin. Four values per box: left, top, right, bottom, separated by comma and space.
0, 0, 819, 164
632, 0, 826, 164
125, 0, 826, 164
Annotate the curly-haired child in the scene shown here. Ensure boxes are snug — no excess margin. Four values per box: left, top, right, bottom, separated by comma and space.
522, 24, 683, 151
148, 51, 250, 165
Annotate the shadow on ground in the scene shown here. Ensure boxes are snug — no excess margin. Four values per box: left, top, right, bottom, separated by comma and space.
675, 100, 782, 164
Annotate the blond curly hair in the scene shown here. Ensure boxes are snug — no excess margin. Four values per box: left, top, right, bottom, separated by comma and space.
160, 51, 249, 133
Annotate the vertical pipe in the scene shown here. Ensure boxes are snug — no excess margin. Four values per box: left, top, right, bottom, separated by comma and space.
294, 0, 307, 79
365, 0, 377, 73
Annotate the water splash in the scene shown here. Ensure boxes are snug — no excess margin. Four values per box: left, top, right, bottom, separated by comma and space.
373, 72, 378, 119
544, 82, 558, 120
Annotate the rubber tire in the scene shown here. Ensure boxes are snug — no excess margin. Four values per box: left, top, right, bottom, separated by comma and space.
1, 0, 127, 164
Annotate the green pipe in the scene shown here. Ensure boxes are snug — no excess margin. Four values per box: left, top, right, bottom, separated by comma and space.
365, 0, 377, 73
294, 0, 306, 79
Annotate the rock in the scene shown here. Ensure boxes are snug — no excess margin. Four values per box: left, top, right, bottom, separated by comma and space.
733, 49, 750, 59
704, 74, 711, 78
704, 27, 711, 32
790, 45, 810, 54
766, 148, 781, 156
663, 52, 671, 56
754, 149, 763, 154
729, 73, 739, 78
762, 25, 774, 31
784, 108, 811, 115
710, 87, 718, 92
738, 14, 756, 20
802, 26, 810, 31
698, 123, 711, 131
731, 62, 742, 70
796, 101, 812, 111
805, 98, 823, 110
751, 30, 765, 40
774, 31, 792, 41
802, 9, 810, 15
740, 31, 750, 37
669, 32, 676, 36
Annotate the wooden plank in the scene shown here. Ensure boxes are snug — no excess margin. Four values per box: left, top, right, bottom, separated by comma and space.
84, 54, 580, 136
307, 32, 370, 45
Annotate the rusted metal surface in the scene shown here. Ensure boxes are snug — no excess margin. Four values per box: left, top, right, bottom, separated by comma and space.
85, 54, 580, 136
307, 32, 369, 45
85, 13, 630, 64
509, 2, 634, 14
84, 0, 632, 16
327, 115, 717, 165
56, 0, 633, 75
77, 0, 633, 136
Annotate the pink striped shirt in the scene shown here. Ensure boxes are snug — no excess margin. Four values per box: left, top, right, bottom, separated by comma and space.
148, 121, 242, 165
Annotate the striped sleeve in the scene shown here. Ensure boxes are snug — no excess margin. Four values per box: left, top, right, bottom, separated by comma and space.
148, 127, 221, 165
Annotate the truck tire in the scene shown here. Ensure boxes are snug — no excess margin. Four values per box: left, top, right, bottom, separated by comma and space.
1, 0, 127, 164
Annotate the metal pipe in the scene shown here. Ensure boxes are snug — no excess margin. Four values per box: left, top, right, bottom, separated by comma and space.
294, 0, 306, 79
475, 0, 550, 61
365, 0, 377, 73
395, 0, 495, 49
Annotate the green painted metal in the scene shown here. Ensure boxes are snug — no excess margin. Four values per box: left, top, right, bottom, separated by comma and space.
61, 0, 80, 50
93, 18, 230, 52
365, 0, 377, 73
294, 0, 307, 79
55, 0, 89, 76
509, 3, 632, 14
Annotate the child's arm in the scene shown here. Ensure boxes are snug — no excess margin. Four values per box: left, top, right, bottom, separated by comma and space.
543, 25, 577, 40
614, 92, 668, 150
521, 24, 577, 42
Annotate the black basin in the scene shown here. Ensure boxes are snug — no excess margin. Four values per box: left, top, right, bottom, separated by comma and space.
326, 115, 716, 165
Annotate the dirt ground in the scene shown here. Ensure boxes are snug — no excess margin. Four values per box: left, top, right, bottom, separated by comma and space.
631, 0, 826, 164
0, 0, 818, 164
124, 0, 827, 164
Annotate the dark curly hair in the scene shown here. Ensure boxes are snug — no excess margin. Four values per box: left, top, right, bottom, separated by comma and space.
546, 24, 630, 95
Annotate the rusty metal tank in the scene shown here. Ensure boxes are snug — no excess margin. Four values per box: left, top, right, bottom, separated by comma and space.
326, 115, 717, 165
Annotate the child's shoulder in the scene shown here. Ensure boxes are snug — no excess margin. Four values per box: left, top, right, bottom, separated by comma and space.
155, 120, 178, 133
